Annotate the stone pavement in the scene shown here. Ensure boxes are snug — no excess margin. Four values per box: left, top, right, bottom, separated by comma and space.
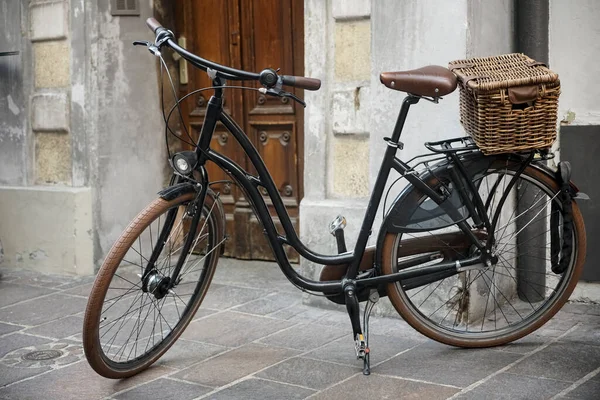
0, 259, 599, 400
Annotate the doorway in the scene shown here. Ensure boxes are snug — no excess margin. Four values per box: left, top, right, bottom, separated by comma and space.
174, 0, 305, 261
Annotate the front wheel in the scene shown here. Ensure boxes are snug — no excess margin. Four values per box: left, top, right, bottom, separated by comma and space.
382, 162, 586, 348
83, 191, 224, 378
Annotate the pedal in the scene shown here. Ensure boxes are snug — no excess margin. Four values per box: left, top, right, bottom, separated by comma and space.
329, 215, 346, 235
354, 333, 369, 360
329, 215, 347, 253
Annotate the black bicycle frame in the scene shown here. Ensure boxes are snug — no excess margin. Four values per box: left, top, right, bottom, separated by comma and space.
178, 86, 497, 295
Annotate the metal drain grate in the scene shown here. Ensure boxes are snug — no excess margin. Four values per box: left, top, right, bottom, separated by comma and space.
2, 343, 84, 369
22, 350, 63, 361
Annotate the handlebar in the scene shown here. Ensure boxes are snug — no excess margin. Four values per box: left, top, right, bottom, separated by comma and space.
144, 18, 321, 91
281, 75, 321, 91
146, 17, 162, 33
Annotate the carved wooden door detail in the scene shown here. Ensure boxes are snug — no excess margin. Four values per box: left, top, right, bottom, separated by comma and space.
175, 0, 304, 261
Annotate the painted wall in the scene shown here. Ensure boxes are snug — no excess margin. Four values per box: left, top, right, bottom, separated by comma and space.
92, 1, 166, 264
550, 0, 600, 125
550, 0, 600, 288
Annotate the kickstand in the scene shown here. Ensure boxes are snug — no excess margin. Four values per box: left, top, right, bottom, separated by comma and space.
362, 289, 379, 375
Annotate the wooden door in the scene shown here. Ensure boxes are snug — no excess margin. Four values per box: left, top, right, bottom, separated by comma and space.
175, 0, 304, 261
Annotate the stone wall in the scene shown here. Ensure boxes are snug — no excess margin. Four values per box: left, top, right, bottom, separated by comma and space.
0, 0, 27, 186
0, 0, 94, 276
0, 0, 164, 275
300, 0, 515, 312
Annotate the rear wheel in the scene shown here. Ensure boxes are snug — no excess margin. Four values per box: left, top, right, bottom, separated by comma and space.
382, 161, 586, 347
83, 192, 224, 378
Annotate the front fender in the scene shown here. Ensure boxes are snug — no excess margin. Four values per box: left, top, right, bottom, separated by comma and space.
158, 183, 227, 253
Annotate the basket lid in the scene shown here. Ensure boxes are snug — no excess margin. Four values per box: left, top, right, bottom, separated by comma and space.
448, 53, 558, 92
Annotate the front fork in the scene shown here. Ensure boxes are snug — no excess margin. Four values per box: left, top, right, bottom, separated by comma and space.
141, 174, 183, 290
141, 168, 209, 294
167, 167, 209, 287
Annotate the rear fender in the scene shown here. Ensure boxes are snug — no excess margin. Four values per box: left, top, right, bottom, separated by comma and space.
374, 152, 500, 270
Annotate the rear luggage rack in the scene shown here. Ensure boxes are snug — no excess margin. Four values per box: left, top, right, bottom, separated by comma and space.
424, 136, 479, 154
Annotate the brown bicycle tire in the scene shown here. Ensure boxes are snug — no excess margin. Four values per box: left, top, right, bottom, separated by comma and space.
381, 165, 586, 348
83, 193, 223, 378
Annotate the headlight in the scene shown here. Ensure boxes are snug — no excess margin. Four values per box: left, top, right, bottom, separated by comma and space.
171, 151, 197, 175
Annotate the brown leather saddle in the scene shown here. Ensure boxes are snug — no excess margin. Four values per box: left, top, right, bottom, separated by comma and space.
380, 65, 457, 97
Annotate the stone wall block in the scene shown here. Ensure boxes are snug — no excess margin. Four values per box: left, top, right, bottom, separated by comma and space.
34, 41, 70, 88
332, 136, 369, 197
0, 186, 93, 275
332, 0, 371, 20
31, 92, 69, 131
35, 131, 72, 185
332, 87, 370, 135
30, 1, 67, 41
334, 20, 371, 82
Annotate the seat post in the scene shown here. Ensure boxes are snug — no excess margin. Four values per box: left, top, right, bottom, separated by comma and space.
391, 95, 420, 143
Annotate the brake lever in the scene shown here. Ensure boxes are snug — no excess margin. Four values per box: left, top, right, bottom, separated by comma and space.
133, 40, 161, 57
259, 88, 306, 108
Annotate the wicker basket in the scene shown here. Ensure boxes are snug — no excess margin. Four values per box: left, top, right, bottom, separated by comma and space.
448, 53, 560, 155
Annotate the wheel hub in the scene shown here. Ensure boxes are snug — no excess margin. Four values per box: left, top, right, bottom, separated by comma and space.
144, 272, 171, 299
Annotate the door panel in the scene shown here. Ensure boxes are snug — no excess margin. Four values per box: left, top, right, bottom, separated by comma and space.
239, 0, 302, 261
175, 0, 303, 261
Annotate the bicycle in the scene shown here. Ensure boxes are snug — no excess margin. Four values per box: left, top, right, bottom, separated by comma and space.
82, 18, 588, 379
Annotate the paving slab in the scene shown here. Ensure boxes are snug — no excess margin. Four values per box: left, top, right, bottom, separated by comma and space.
0, 282, 56, 307
61, 282, 94, 297
310, 373, 459, 400
257, 356, 357, 390
0, 322, 23, 336
257, 321, 346, 351
207, 377, 315, 400
232, 291, 300, 316
494, 332, 556, 355
558, 321, 600, 347
506, 342, 600, 382
172, 343, 299, 387
113, 377, 211, 400
181, 311, 295, 346
0, 293, 87, 326
453, 372, 570, 400
200, 284, 270, 310
305, 333, 422, 367
0, 360, 172, 400
268, 303, 340, 323
156, 338, 229, 369
0, 269, 71, 289
563, 372, 600, 399
23, 316, 84, 340
376, 342, 522, 387
561, 302, 600, 316
211, 258, 297, 293
0, 363, 50, 387
0, 333, 52, 358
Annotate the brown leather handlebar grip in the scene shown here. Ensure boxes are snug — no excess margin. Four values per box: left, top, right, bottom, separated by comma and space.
281, 75, 321, 91
146, 18, 163, 33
